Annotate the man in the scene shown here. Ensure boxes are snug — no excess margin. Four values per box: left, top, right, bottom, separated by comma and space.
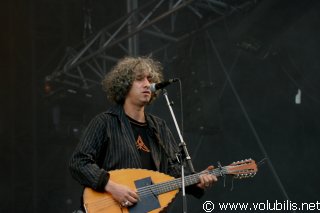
69, 56, 217, 212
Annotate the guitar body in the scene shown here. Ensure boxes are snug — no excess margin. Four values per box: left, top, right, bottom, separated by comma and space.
83, 159, 258, 213
83, 169, 179, 213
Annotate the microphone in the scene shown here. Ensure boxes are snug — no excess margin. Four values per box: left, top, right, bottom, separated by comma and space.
150, 78, 178, 92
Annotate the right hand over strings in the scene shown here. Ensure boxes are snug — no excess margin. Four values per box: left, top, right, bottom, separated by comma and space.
104, 180, 139, 207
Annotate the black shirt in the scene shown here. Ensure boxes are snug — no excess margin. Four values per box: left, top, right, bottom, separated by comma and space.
127, 115, 157, 171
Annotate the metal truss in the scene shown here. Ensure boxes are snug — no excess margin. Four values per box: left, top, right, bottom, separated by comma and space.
45, 0, 260, 92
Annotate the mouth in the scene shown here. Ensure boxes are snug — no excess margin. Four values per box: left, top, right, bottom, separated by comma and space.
142, 90, 151, 95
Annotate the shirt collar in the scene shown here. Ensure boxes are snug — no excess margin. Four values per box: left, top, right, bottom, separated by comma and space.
106, 104, 158, 131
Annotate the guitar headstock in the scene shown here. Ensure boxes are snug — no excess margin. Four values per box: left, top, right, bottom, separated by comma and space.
226, 159, 258, 179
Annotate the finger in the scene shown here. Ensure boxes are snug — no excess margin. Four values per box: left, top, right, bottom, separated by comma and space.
199, 175, 210, 188
127, 195, 138, 203
203, 175, 214, 187
208, 174, 218, 186
203, 176, 211, 187
211, 174, 218, 182
125, 191, 139, 203
199, 175, 205, 186
128, 190, 139, 200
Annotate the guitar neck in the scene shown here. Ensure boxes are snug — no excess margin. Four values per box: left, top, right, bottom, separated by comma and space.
138, 167, 227, 196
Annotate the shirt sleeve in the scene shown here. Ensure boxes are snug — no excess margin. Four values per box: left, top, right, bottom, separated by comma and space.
68, 114, 110, 192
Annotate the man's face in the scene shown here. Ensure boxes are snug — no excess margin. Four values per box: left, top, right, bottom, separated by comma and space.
125, 71, 153, 107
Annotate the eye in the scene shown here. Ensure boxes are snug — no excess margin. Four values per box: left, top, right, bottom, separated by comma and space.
147, 75, 153, 83
147, 74, 154, 83
135, 75, 143, 81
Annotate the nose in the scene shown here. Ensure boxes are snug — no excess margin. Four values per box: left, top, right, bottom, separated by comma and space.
143, 77, 151, 87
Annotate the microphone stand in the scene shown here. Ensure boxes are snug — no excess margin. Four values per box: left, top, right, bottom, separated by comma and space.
161, 89, 195, 213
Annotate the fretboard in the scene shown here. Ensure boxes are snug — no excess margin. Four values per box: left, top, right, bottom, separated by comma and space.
137, 167, 227, 196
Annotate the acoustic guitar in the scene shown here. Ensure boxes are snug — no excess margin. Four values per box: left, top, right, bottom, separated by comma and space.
83, 159, 257, 213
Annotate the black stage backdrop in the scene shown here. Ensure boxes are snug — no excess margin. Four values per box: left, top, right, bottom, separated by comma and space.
2, 0, 320, 212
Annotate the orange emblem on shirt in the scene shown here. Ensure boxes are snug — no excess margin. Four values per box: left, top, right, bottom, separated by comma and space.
136, 135, 150, 152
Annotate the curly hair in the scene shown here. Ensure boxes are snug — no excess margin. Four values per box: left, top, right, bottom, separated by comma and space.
102, 56, 164, 105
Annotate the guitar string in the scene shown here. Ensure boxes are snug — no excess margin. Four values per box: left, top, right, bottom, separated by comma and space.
137, 169, 225, 197
136, 168, 228, 198
136, 165, 256, 198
